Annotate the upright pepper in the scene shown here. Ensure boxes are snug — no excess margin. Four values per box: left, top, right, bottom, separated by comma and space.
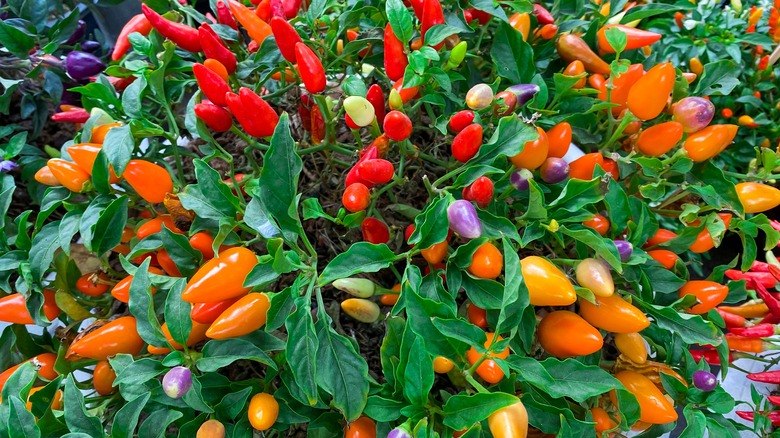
421, 0, 445, 49
736, 182, 780, 213
384, 24, 408, 81
229, 0, 272, 44
366, 84, 386, 124
112, 14, 153, 60
193, 63, 231, 107
626, 62, 675, 120
597, 24, 661, 54
141, 4, 202, 53
195, 102, 233, 132
556, 34, 610, 75
509, 12, 530, 40
225, 87, 279, 137
199, 23, 237, 74
270, 17, 302, 63
181, 247, 258, 303
216, 0, 238, 29
65, 316, 145, 360
295, 42, 326, 93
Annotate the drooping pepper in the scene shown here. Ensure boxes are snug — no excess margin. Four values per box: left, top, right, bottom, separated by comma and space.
421, 0, 445, 49
715, 308, 746, 328
597, 24, 661, 54
730, 323, 779, 338
384, 24, 408, 82
199, 23, 237, 74
682, 124, 739, 161
537, 310, 603, 358
194, 102, 233, 132
65, 316, 145, 360
270, 16, 302, 63
141, 4, 202, 53
0, 291, 60, 324
520, 256, 576, 306
747, 370, 780, 384
366, 84, 386, 124
613, 371, 678, 424
181, 247, 258, 303
228, 0, 272, 44
678, 280, 729, 314
112, 14, 153, 60
579, 293, 649, 333
225, 87, 279, 137
193, 62, 231, 106
556, 33, 610, 75
216, 1, 238, 29
295, 42, 326, 93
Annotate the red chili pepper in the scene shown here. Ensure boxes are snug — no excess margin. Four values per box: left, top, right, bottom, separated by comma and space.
770, 265, 780, 282
225, 88, 279, 137
736, 411, 780, 426
421, 0, 445, 49
361, 218, 390, 244
533, 4, 554, 25
256, 0, 271, 22
105, 76, 136, 92
726, 270, 778, 288
195, 103, 233, 132
751, 261, 772, 272
747, 370, 780, 384
768, 396, 780, 406
384, 23, 408, 81
199, 23, 237, 74
295, 42, 326, 93
597, 24, 661, 54
463, 176, 494, 208
346, 144, 379, 188
366, 84, 386, 124
193, 63, 231, 106
449, 110, 475, 133
452, 124, 483, 162
753, 279, 780, 318
310, 103, 325, 144
270, 17, 302, 63
299, 93, 312, 132
282, 0, 302, 18
730, 323, 778, 337
191, 297, 242, 324
689, 348, 730, 365
356, 159, 394, 184
761, 313, 780, 324
216, 1, 238, 29
112, 14, 153, 61
141, 4, 202, 53
52, 108, 90, 123
229, 0, 272, 44
409, 0, 424, 20
716, 308, 746, 328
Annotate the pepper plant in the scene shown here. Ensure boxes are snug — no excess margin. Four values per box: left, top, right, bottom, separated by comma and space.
0, 0, 779, 437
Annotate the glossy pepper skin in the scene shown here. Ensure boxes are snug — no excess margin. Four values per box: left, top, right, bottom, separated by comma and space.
248, 393, 279, 431
65, 316, 145, 360
295, 42, 326, 93
216, 1, 237, 29
225, 88, 279, 137
636, 121, 683, 156
556, 34, 610, 75
47, 158, 90, 192
510, 127, 548, 170
141, 4, 202, 53
451, 124, 483, 162
206, 293, 270, 339
547, 122, 572, 158
0, 353, 58, 392
689, 213, 732, 253
270, 17, 302, 63
112, 14, 152, 60
193, 63, 231, 107
597, 24, 661, 53
648, 249, 678, 269
198, 23, 237, 74
384, 24, 408, 81
682, 124, 738, 161
579, 294, 650, 333
614, 332, 648, 364
488, 400, 529, 438
68, 144, 120, 183
520, 256, 576, 306
613, 371, 678, 424
148, 320, 211, 354
344, 416, 377, 438
110, 267, 164, 303
182, 247, 257, 303
736, 182, 780, 213
538, 311, 603, 358
124, 159, 174, 204
0, 291, 60, 324
194, 103, 233, 132
93, 360, 117, 396
627, 62, 675, 120
678, 281, 728, 315
228, 0, 272, 44
466, 333, 509, 384
191, 297, 241, 324
365, 84, 386, 124
421, 0, 445, 49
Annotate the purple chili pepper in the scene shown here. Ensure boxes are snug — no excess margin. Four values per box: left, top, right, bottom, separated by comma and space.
447, 199, 482, 239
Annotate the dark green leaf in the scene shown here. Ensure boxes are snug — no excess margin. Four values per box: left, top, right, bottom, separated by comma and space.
197, 338, 278, 372
110, 394, 150, 438
128, 259, 167, 347
491, 22, 534, 84
163, 279, 191, 348
63, 375, 103, 437
285, 296, 319, 406
103, 124, 134, 175
179, 160, 241, 222
319, 242, 396, 285
442, 393, 519, 430
402, 336, 434, 406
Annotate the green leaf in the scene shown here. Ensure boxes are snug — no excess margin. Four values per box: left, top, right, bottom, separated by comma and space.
0, 21, 35, 57
315, 307, 369, 421
364, 396, 404, 422
137, 409, 183, 438
470, 116, 538, 166
694, 60, 740, 96
64, 375, 104, 437
442, 393, 519, 430
88, 196, 128, 256
386, 0, 413, 43
490, 22, 535, 84
403, 336, 434, 406
408, 195, 451, 249
179, 160, 241, 222
540, 358, 623, 402
559, 226, 622, 272
679, 405, 706, 438
112, 357, 166, 387
103, 124, 134, 176
163, 279, 191, 348
637, 298, 721, 346
110, 393, 150, 438
431, 317, 486, 346
497, 237, 529, 332
256, 113, 303, 242
604, 26, 627, 54
29, 221, 61, 282
319, 242, 396, 285
8, 396, 40, 438
127, 259, 167, 347
621, 3, 692, 22
215, 387, 253, 420
197, 338, 278, 372
160, 226, 201, 278
424, 24, 464, 46
285, 296, 319, 406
